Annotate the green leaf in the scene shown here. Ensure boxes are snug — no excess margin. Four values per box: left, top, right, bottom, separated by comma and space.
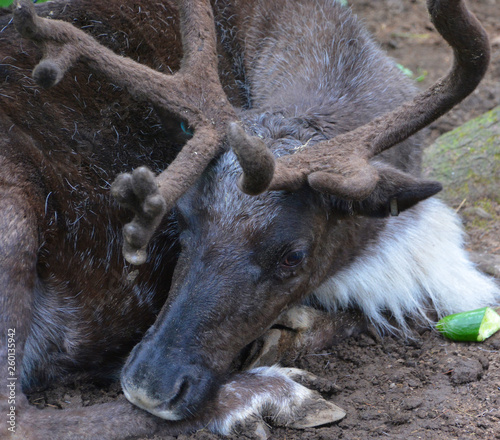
396, 63, 414, 78
0, 0, 50, 7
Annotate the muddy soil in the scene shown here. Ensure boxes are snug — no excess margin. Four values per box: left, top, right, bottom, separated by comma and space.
28, 1, 500, 439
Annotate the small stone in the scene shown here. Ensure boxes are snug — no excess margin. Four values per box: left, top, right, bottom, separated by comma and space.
407, 378, 422, 388
450, 358, 483, 384
390, 411, 411, 425
402, 397, 423, 410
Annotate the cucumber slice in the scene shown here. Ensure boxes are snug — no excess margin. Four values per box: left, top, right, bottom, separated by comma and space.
436, 307, 500, 342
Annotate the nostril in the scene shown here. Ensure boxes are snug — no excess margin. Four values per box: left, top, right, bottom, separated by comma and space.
168, 375, 191, 409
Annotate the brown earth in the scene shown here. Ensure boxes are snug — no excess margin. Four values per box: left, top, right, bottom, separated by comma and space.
27, 1, 500, 439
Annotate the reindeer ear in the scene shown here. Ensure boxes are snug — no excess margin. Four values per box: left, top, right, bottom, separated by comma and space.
336, 163, 442, 218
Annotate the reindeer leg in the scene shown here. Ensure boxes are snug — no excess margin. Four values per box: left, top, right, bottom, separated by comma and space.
244, 305, 369, 369
0, 159, 39, 439
12, 397, 196, 440
9, 367, 345, 440
229, 306, 367, 433
203, 366, 346, 435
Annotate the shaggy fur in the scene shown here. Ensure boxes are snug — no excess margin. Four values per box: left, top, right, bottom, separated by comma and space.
312, 198, 500, 333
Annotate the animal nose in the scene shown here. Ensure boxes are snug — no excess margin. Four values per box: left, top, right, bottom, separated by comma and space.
121, 361, 217, 421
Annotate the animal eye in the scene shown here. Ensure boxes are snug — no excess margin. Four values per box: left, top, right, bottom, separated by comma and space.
281, 250, 305, 268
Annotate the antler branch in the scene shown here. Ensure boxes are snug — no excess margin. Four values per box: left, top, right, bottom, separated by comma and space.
239, 0, 490, 201
13, 0, 275, 264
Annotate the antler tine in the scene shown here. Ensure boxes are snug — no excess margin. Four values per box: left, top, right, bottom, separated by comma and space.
227, 122, 276, 196
266, 0, 490, 200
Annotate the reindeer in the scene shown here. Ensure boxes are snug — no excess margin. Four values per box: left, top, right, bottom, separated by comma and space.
1, 0, 499, 439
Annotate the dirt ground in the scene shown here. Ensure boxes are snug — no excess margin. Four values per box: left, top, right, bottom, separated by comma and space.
27, 1, 500, 439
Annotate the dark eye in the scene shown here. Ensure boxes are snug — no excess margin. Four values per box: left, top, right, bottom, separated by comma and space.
281, 250, 305, 268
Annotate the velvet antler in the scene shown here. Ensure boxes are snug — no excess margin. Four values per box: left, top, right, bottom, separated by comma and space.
13, 0, 274, 264
231, 0, 490, 205
14, 0, 489, 263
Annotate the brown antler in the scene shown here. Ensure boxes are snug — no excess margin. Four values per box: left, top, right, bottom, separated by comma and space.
13, 0, 274, 264
232, 0, 490, 201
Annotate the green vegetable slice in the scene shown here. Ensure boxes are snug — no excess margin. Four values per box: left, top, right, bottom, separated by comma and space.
436, 307, 500, 342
